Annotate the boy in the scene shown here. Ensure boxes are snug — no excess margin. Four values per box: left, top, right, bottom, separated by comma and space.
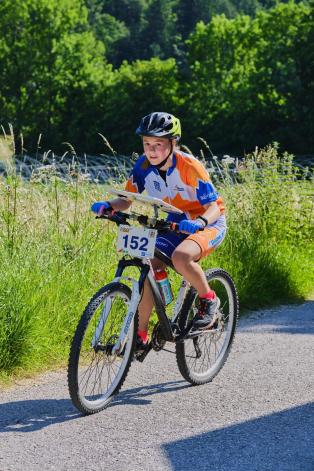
91, 112, 226, 350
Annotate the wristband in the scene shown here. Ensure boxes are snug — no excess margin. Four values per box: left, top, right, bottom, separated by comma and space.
197, 215, 208, 227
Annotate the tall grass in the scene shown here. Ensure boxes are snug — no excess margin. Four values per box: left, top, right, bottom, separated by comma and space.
0, 143, 313, 383
205, 145, 313, 308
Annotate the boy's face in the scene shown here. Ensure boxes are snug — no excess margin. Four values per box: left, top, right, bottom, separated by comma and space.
142, 136, 172, 165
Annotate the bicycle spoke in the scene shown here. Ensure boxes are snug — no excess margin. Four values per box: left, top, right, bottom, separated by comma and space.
70, 286, 135, 412
176, 270, 238, 384
80, 354, 98, 395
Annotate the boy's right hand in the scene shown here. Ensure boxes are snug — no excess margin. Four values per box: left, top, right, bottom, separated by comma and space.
90, 201, 112, 215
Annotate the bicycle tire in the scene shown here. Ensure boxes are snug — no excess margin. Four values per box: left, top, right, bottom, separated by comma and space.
175, 268, 238, 385
68, 282, 137, 414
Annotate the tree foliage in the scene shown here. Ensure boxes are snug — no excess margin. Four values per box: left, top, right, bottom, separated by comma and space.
86, 0, 129, 60
93, 0, 149, 65
101, 58, 181, 153
0, 1, 313, 155
0, 0, 112, 152
184, 2, 314, 153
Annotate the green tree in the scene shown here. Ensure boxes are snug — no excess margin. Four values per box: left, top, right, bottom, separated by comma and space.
141, 0, 179, 59
175, 0, 254, 40
295, 0, 314, 150
99, 58, 181, 153
101, 0, 149, 65
246, 2, 313, 151
232, 0, 261, 15
0, 0, 112, 152
86, 0, 129, 62
175, 0, 213, 39
184, 2, 313, 154
184, 14, 255, 150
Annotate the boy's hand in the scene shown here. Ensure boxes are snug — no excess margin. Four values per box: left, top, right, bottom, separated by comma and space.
179, 219, 205, 234
90, 201, 112, 215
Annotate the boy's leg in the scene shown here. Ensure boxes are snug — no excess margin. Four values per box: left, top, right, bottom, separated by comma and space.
172, 222, 226, 294
171, 239, 218, 329
136, 229, 186, 346
171, 239, 209, 294
138, 258, 166, 332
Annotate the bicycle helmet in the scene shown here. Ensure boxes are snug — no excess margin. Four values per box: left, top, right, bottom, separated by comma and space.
136, 112, 181, 139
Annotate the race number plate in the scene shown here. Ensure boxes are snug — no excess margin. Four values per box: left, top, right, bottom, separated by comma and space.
117, 225, 157, 259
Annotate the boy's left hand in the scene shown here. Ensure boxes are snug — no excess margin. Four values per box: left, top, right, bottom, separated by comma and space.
179, 219, 205, 234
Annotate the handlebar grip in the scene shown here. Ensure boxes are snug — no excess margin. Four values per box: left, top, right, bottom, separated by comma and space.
170, 222, 205, 233
95, 209, 113, 219
96, 210, 129, 226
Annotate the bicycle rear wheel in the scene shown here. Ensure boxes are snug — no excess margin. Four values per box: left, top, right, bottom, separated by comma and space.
176, 268, 238, 385
68, 282, 137, 414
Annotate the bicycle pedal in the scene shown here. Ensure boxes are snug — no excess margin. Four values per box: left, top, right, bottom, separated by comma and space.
134, 344, 152, 362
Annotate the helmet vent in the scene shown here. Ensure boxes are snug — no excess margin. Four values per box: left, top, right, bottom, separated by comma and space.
135, 112, 181, 138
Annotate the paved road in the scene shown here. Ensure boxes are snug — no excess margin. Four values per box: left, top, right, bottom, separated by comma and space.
0, 302, 313, 471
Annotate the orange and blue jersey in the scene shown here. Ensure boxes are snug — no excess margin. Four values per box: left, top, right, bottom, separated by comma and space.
125, 150, 225, 223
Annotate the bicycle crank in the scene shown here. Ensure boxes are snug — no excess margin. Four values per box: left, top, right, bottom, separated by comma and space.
151, 323, 167, 351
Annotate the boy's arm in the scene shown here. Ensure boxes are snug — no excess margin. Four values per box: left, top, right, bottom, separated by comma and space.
91, 197, 132, 216
200, 201, 221, 225
108, 197, 132, 211
184, 159, 223, 223
179, 201, 221, 234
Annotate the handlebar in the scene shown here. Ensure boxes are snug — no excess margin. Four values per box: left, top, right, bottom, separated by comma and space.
96, 210, 204, 233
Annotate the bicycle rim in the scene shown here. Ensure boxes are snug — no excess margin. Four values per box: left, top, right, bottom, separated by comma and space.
68, 283, 136, 414
176, 269, 238, 385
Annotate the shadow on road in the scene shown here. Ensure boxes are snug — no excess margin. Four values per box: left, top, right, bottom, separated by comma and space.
0, 398, 80, 433
0, 380, 189, 432
111, 379, 190, 407
163, 402, 314, 471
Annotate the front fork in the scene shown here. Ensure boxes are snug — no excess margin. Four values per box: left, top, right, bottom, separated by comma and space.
91, 277, 142, 353
111, 278, 141, 355
92, 260, 191, 354
92, 259, 150, 354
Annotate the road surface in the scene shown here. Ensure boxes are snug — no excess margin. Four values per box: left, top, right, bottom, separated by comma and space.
0, 302, 313, 471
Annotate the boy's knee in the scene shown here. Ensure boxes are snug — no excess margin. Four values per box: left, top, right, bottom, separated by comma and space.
171, 249, 190, 269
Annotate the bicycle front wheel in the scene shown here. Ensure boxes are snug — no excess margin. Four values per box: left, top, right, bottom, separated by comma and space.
176, 268, 238, 385
68, 282, 137, 414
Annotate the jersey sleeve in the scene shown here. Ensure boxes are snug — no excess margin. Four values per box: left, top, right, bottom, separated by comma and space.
186, 159, 219, 205
124, 156, 145, 194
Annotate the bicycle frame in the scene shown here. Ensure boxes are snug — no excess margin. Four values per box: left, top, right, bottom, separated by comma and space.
68, 202, 238, 415
92, 209, 193, 354
108, 254, 190, 354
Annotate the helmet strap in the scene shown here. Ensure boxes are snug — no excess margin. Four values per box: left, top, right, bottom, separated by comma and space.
151, 140, 174, 170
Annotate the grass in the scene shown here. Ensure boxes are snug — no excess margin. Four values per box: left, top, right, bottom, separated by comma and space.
205, 146, 314, 308
0, 142, 313, 385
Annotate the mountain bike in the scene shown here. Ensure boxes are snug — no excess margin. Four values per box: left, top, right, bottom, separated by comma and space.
68, 190, 239, 415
